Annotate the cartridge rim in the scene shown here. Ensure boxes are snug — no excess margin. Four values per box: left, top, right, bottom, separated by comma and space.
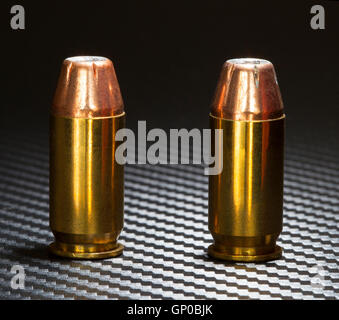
208, 244, 282, 263
48, 242, 124, 260
209, 112, 285, 123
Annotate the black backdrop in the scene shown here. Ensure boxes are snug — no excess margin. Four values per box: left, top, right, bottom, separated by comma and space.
1, 0, 338, 144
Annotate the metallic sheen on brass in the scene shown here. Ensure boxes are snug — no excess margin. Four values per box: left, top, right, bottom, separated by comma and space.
49, 56, 125, 259
208, 58, 285, 262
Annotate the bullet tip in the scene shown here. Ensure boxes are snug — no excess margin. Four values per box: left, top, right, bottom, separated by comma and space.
211, 58, 284, 120
52, 56, 124, 118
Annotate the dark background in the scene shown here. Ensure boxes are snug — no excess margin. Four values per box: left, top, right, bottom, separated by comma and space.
0, 0, 338, 144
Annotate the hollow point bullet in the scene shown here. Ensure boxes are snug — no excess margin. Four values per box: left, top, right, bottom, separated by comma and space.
208, 58, 285, 262
49, 56, 125, 259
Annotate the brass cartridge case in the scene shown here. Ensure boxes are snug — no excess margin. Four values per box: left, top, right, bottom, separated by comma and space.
208, 58, 285, 262
49, 56, 125, 259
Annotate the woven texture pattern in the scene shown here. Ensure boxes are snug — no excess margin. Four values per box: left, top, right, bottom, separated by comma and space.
0, 131, 338, 300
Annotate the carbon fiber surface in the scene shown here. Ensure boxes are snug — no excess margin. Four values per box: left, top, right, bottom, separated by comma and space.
0, 131, 338, 300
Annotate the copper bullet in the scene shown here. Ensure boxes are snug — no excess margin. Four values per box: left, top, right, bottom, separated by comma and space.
49, 56, 125, 259
208, 58, 285, 262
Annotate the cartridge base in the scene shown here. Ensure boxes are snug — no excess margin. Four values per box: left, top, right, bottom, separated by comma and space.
208, 244, 282, 262
49, 242, 124, 260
